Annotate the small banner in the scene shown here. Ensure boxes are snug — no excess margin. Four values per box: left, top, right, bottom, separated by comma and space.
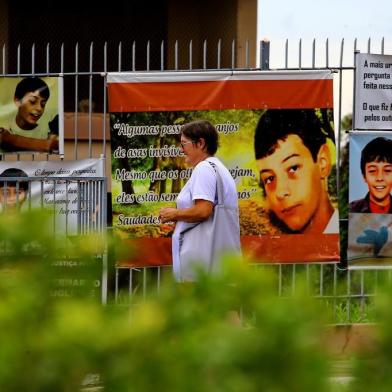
348, 131, 392, 268
107, 70, 340, 266
0, 158, 104, 235
354, 53, 392, 130
0, 159, 105, 299
0, 76, 64, 154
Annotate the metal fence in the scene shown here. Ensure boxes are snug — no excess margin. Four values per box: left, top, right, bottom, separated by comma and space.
1, 37, 391, 322
0, 176, 108, 303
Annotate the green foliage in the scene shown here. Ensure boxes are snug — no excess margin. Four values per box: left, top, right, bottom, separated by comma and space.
351, 283, 392, 392
0, 211, 339, 391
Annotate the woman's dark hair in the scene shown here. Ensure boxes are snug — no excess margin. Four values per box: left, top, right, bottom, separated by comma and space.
360, 137, 392, 176
14, 77, 50, 101
0, 168, 29, 191
181, 120, 219, 155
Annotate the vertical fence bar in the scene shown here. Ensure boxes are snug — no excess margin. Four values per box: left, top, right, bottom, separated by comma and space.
347, 269, 351, 323
333, 264, 337, 322
129, 269, 133, 303
292, 264, 296, 295
231, 39, 235, 68
319, 264, 324, 296
53, 180, 57, 238
312, 38, 316, 68
260, 39, 270, 70
74, 43, 79, 160
245, 39, 249, 68
353, 38, 358, 130
367, 37, 371, 53
132, 41, 136, 71
189, 40, 193, 70
203, 40, 207, 70
326, 38, 329, 69
2, 44, 5, 74
336, 38, 344, 192
118, 41, 122, 71
31, 43, 35, 75
143, 268, 147, 299
146, 41, 150, 71
115, 268, 119, 303
175, 40, 178, 70
102, 43, 107, 159
217, 39, 221, 69
65, 180, 69, 237
88, 42, 93, 158
285, 39, 288, 69
381, 37, 385, 55
360, 270, 365, 320
157, 267, 161, 294
306, 264, 310, 294
161, 40, 165, 71
46, 43, 50, 74
61, 42, 64, 75
278, 264, 282, 295
17, 44, 20, 75
298, 39, 302, 69
77, 180, 81, 234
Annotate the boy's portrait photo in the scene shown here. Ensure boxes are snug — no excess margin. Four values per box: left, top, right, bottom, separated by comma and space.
254, 108, 339, 234
0, 76, 63, 154
0, 168, 29, 212
349, 136, 392, 214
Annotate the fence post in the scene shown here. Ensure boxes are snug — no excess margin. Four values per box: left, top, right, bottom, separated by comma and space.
260, 39, 270, 70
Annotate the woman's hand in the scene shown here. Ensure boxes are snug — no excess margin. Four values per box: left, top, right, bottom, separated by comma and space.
160, 200, 214, 224
159, 207, 178, 223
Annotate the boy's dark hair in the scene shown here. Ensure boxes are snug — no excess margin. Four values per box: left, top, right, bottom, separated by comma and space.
254, 109, 334, 162
360, 137, 392, 176
14, 77, 50, 101
0, 168, 29, 191
181, 120, 219, 155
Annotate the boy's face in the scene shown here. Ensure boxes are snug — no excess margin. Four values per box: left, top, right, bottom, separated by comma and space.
257, 134, 324, 232
15, 90, 47, 130
0, 184, 27, 211
364, 161, 392, 203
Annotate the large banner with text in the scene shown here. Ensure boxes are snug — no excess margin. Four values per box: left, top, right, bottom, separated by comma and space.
354, 53, 392, 130
107, 71, 340, 266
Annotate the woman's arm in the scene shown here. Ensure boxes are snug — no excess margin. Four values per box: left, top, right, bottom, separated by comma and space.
0, 130, 58, 153
159, 199, 214, 223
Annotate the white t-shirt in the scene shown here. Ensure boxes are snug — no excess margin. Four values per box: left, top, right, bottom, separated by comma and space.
172, 157, 238, 280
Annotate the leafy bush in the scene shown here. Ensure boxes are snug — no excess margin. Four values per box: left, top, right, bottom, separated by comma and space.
351, 283, 392, 392
0, 211, 333, 391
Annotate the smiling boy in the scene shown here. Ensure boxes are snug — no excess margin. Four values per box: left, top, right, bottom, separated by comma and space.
254, 109, 338, 234
350, 137, 392, 214
0, 168, 28, 212
0, 77, 58, 153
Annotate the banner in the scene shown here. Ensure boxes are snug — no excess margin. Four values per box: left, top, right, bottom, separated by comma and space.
107, 70, 340, 266
348, 131, 392, 268
0, 158, 104, 236
354, 53, 392, 130
0, 76, 64, 154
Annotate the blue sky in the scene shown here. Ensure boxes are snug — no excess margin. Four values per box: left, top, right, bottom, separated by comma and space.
257, 0, 392, 117
258, 0, 392, 42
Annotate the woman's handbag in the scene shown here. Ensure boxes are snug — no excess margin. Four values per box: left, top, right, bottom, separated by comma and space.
178, 161, 241, 281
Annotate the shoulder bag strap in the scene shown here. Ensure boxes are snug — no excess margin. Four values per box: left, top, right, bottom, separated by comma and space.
207, 160, 225, 206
